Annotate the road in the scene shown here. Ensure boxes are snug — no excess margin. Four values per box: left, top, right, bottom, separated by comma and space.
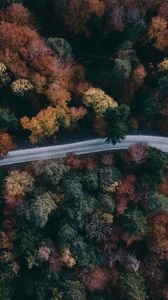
1, 135, 168, 167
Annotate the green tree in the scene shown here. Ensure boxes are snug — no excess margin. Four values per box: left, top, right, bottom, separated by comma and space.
0, 280, 12, 300
44, 160, 69, 186
142, 97, 160, 118
30, 193, 57, 228
120, 270, 147, 300
122, 208, 148, 237
147, 147, 168, 171
99, 167, 123, 187
82, 170, 99, 192
111, 59, 132, 84
63, 178, 84, 201
0, 107, 19, 132
159, 75, 168, 91
58, 224, 77, 245
98, 193, 115, 213
105, 105, 130, 144
146, 192, 168, 216
47, 37, 73, 59
62, 280, 86, 300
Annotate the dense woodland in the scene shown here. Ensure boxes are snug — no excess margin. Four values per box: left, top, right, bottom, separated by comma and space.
0, 0, 168, 156
1, 1, 168, 299
1, 144, 168, 299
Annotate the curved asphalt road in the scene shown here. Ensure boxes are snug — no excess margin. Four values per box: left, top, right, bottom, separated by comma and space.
1, 135, 168, 167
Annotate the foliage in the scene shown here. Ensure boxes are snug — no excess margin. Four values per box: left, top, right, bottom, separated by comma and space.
145, 147, 168, 186
21, 107, 59, 143
11, 78, 33, 96
4, 169, 34, 206
64, 0, 105, 35
83, 87, 118, 116
1, 145, 168, 299
149, 212, 168, 259
121, 208, 148, 237
105, 105, 130, 144
98, 193, 115, 213
62, 280, 86, 300
120, 270, 147, 300
0, 108, 19, 131
0, 280, 12, 300
42, 159, 69, 186
47, 37, 73, 59
1, 0, 168, 298
29, 192, 57, 228
123, 143, 148, 165
82, 170, 99, 192
0, 0, 168, 147
148, 16, 168, 52
146, 192, 168, 216
111, 59, 132, 84
116, 175, 136, 214
0, 132, 15, 157
99, 166, 123, 189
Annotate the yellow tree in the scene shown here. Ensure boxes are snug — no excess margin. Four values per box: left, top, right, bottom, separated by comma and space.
4, 170, 35, 207
83, 87, 118, 115
20, 106, 60, 144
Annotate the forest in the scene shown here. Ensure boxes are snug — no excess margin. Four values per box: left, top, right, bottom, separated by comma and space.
1, 144, 168, 299
1, 1, 168, 299
0, 0, 168, 156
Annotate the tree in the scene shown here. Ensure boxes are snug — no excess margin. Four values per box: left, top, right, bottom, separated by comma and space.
0, 132, 15, 158
159, 75, 168, 91
105, 104, 130, 144
4, 170, 34, 207
0, 108, 19, 131
61, 247, 76, 268
149, 212, 168, 259
148, 16, 168, 52
47, 37, 73, 59
98, 193, 115, 213
158, 179, 168, 197
111, 59, 132, 85
142, 97, 160, 118
99, 167, 123, 190
121, 208, 148, 237
63, 178, 84, 201
61, 280, 86, 300
58, 224, 77, 245
0, 0, 25, 9
11, 79, 33, 96
64, 0, 105, 35
0, 280, 12, 300
146, 146, 167, 173
86, 212, 113, 243
80, 267, 109, 292
82, 170, 99, 192
43, 159, 69, 186
83, 87, 118, 116
0, 3, 84, 122
0, 62, 10, 86
30, 193, 57, 228
21, 107, 59, 144
146, 192, 168, 216
123, 143, 148, 165
116, 175, 136, 214
120, 270, 147, 300
158, 59, 168, 73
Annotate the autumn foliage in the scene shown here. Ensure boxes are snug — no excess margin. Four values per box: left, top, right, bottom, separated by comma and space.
0, 144, 168, 299
0, 132, 15, 158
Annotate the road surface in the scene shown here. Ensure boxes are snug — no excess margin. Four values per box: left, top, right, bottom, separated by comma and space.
1, 135, 168, 167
